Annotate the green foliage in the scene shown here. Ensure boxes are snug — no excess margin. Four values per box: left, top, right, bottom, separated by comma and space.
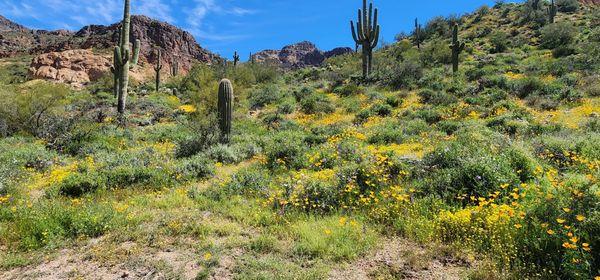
249, 84, 285, 109
489, 31, 510, 53
300, 93, 335, 114
0, 82, 69, 137
556, 0, 579, 13
540, 22, 578, 50
293, 216, 377, 261
420, 126, 537, 200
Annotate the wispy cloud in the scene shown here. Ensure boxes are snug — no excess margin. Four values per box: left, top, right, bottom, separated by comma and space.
136, 0, 174, 23
185, 0, 256, 42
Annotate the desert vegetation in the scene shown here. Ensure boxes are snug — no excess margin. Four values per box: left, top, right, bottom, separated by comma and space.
0, 0, 599, 279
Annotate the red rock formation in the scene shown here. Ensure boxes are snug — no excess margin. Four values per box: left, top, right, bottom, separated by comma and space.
29, 49, 112, 87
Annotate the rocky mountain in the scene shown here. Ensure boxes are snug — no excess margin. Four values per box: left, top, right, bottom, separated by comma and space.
0, 15, 28, 32
0, 15, 219, 70
252, 41, 353, 69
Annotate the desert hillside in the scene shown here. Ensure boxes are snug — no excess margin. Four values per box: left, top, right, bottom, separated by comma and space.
0, 0, 599, 279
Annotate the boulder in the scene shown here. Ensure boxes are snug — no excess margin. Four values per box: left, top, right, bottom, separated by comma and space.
29, 49, 112, 86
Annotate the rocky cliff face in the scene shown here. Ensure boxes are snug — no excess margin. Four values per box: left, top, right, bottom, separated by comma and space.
0, 15, 219, 71
29, 49, 112, 87
252, 41, 353, 69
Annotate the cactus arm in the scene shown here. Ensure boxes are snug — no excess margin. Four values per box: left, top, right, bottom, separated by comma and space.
351, 21, 359, 43
130, 39, 140, 67
371, 25, 380, 49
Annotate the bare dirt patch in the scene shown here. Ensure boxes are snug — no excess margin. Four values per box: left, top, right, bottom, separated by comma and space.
329, 237, 470, 280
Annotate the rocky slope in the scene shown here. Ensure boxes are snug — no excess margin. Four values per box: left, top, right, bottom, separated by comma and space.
0, 15, 218, 70
252, 41, 353, 69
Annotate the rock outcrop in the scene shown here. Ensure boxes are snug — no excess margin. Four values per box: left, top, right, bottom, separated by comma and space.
29, 49, 112, 86
252, 41, 353, 69
0, 14, 219, 71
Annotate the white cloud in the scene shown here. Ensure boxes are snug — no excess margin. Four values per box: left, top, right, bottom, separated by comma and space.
185, 0, 255, 42
136, 0, 174, 23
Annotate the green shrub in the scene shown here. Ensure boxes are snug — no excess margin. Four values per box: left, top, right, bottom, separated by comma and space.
249, 84, 285, 109
418, 89, 459, 106
265, 131, 307, 170
556, 0, 579, 12
489, 31, 510, 53
300, 93, 335, 114
178, 156, 215, 181
420, 127, 537, 200
540, 22, 577, 50
58, 173, 105, 197
333, 84, 363, 97
206, 144, 240, 164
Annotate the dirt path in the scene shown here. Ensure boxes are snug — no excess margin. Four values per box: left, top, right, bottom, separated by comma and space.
328, 237, 470, 280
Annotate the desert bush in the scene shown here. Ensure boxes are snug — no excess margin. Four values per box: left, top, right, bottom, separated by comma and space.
419, 126, 537, 200
556, 0, 579, 12
489, 31, 510, 53
265, 130, 307, 170
177, 156, 215, 181
418, 89, 459, 106
333, 84, 363, 97
206, 144, 240, 164
300, 93, 335, 114
421, 40, 452, 66
0, 82, 69, 137
249, 84, 286, 109
540, 22, 577, 50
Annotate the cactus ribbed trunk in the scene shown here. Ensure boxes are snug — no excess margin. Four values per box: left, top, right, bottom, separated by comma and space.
415, 18, 421, 49
233, 51, 240, 67
117, 0, 131, 115
154, 49, 163, 91
449, 23, 465, 74
218, 79, 234, 143
114, 0, 140, 120
351, 0, 380, 79
548, 0, 557, 23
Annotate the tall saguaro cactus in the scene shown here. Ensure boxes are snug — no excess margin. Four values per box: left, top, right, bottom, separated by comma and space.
414, 18, 421, 49
114, 0, 141, 117
218, 79, 234, 143
170, 57, 179, 76
449, 23, 465, 74
548, 0, 557, 23
233, 51, 240, 67
154, 49, 163, 91
350, 0, 380, 79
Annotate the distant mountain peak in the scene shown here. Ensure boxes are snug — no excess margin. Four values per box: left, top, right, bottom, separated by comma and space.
252, 41, 353, 69
0, 15, 28, 32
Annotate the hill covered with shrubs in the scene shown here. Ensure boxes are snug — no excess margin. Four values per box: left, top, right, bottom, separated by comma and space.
0, 0, 599, 279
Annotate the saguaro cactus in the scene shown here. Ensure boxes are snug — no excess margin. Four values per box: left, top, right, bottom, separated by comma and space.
449, 23, 465, 73
233, 51, 240, 67
114, 0, 140, 117
218, 79, 234, 143
415, 18, 421, 49
154, 49, 163, 91
350, 0, 380, 79
170, 57, 179, 76
548, 0, 557, 23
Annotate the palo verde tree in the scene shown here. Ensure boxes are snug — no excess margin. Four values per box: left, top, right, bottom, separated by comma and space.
113, 0, 140, 118
350, 0, 380, 79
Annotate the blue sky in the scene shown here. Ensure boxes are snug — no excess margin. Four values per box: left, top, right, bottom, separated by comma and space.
0, 0, 513, 60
